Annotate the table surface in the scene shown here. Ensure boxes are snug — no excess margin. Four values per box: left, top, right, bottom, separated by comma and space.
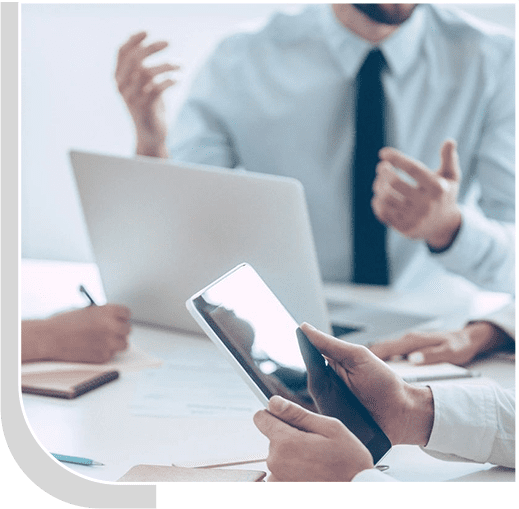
20, 259, 515, 482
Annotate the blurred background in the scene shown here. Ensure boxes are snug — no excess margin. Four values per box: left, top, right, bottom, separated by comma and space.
21, 3, 515, 263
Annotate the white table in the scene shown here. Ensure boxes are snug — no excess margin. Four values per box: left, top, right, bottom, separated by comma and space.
21, 259, 515, 482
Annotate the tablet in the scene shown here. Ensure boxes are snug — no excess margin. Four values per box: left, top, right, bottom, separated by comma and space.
186, 263, 392, 464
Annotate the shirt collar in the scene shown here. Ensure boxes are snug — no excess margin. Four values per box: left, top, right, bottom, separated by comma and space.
317, 4, 428, 78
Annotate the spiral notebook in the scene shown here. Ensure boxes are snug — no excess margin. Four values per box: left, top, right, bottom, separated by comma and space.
21, 369, 119, 399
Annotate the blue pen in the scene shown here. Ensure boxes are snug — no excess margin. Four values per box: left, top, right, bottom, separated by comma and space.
51, 453, 104, 466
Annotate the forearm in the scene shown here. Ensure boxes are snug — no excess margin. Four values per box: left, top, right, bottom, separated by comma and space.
423, 383, 515, 468
136, 140, 169, 158
21, 319, 55, 362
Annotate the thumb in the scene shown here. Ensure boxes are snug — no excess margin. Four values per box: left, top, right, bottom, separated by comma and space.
300, 322, 372, 369
438, 139, 460, 182
267, 396, 333, 436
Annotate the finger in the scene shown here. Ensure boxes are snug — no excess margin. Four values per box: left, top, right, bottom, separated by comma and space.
116, 32, 149, 79
140, 40, 169, 59
371, 195, 404, 230
116, 306, 132, 321
103, 304, 131, 321
372, 166, 417, 210
253, 397, 323, 439
148, 63, 181, 76
389, 177, 423, 205
381, 192, 409, 211
369, 333, 443, 360
145, 79, 176, 103
378, 147, 443, 197
299, 323, 372, 369
438, 139, 460, 182
253, 408, 292, 439
114, 320, 132, 338
408, 345, 454, 365
117, 41, 170, 90
373, 202, 417, 234
372, 173, 409, 207
117, 31, 148, 61
110, 335, 129, 352
130, 64, 179, 93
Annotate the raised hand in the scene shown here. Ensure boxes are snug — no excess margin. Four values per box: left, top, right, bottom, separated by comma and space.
115, 31, 180, 157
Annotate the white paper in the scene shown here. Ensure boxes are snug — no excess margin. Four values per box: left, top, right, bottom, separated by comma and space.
386, 361, 477, 383
130, 357, 262, 419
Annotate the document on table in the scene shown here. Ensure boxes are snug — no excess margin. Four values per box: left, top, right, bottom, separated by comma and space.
130, 356, 262, 419
386, 360, 478, 383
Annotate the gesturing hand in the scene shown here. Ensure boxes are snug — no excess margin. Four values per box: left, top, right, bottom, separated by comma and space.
371, 139, 462, 250
115, 31, 180, 157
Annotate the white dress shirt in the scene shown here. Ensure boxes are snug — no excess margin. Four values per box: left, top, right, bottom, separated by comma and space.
353, 383, 515, 481
481, 301, 515, 340
168, 4, 515, 293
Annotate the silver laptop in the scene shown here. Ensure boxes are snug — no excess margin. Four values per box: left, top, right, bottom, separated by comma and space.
70, 150, 434, 343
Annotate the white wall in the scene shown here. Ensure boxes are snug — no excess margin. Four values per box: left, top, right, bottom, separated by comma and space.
21, 3, 515, 262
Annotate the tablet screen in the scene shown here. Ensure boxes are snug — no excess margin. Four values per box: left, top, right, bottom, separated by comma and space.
190, 264, 391, 463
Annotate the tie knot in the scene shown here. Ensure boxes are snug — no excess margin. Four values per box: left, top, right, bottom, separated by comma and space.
359, 49, 386, 77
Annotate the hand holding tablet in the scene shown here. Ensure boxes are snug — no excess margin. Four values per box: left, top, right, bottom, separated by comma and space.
186, 263, 392, 464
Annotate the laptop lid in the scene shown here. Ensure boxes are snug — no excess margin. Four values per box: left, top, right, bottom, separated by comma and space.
70, 150, 331, 335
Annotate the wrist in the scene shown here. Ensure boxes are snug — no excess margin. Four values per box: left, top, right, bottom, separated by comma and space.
465, 321, 511, 356
21, 318, 56, 362
402, 385, 434, 446
426, 210, 462, 251
136, 141, 169, 158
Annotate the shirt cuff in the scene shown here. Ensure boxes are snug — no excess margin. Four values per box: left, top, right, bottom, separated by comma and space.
428, 206, 514, 294
424, 383, 497, 463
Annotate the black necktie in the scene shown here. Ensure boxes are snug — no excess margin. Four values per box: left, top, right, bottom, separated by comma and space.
352, 49, 389, 285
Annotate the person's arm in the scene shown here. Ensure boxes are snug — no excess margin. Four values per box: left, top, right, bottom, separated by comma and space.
254, 323, 514, 481
166, 37, 243, 168
371, 37, 515, 295
370, 302, 515, 365
253, 323, 435, 481
431, 42, 515, 294
22, 305, 131, 364
423, 383, 515, 468
115, 32, 180, 158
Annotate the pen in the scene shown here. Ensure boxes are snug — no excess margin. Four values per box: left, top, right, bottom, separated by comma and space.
79, 285, 97, 306
51, 453, 104, 466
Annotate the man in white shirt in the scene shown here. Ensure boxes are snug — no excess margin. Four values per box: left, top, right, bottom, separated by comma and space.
116, 4, 514, 293
253, 322, 515, 482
